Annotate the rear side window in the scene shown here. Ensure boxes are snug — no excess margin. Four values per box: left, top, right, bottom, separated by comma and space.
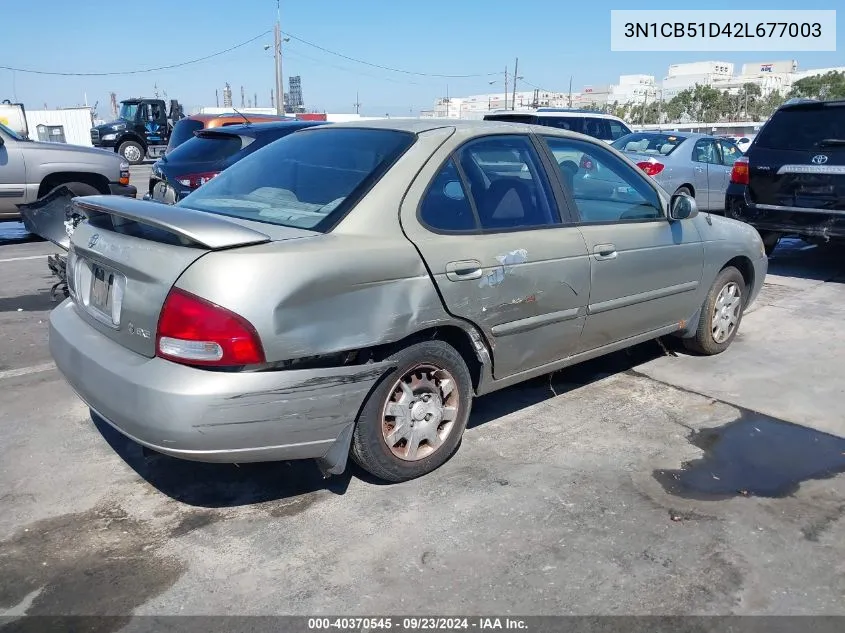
178, 128, 415, 231
167, 119, 203, 150
165, 134, 247, 163
755, 107, 845, 151
537, 116, 584, 134
458, 135, 559, 231
612, 133, 686, 156
419, 159, 476, 231
483, 114, 538, 124
607, 120, 632, 141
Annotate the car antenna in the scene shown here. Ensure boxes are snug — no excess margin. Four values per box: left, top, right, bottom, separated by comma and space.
231, 107, 252, 125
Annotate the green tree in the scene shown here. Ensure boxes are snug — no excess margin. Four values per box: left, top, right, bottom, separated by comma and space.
788, 71, 845, 100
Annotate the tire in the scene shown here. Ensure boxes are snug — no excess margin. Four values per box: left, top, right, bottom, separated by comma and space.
350, 340, 473, 482
684, 266, 746, 356
117, 140, 145, 164
760, 231, 781, 256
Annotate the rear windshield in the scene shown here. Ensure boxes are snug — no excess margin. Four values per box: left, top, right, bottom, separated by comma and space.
165, 134, 247, 163
612, 133, 686, 156
167, 119, 204, 151
755, 106, 845, 151
178, 128, 415, 231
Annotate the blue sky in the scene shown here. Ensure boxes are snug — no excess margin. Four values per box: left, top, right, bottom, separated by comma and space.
1, 0, 841, 117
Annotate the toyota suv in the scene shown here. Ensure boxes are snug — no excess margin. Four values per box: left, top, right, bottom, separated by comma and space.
725, 99, 845, 254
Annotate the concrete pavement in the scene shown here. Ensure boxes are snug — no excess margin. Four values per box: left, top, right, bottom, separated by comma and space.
0, 238, 843, 621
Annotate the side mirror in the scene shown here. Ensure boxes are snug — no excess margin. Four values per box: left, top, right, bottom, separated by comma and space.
669, 192, 698, 221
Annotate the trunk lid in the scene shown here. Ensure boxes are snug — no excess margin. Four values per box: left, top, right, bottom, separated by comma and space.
66, 195, 315, 357
748, 101, 845, 211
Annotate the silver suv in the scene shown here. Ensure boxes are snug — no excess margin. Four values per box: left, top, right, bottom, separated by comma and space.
0, 122, 135, 221
484, 108, 633, 143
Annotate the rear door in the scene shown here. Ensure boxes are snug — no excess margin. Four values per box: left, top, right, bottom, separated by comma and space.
540, 134, 704, 351
747, 102, 845, 211
690, 138, 720, 210
401, 133, 591, 379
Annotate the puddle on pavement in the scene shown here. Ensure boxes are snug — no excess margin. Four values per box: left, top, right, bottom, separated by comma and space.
655, 410, 845, 500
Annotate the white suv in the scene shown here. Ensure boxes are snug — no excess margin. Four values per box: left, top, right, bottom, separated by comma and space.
483, 108, 632, 144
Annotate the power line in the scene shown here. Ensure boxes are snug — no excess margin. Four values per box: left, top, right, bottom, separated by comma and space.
283, 46, 423, 86
0, 30, 271, 76
282, 31, 502, 79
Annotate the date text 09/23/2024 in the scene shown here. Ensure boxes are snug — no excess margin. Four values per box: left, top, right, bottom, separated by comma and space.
307, 617, 528, 630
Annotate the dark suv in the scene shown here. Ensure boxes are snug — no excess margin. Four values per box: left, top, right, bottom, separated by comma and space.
725, 99, 845, 254
145, 120, 324, 204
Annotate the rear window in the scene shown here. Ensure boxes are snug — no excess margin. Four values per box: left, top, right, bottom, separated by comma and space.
165, 134, 247, 163
612, 133, 686, 156
167, 119, 203, 151
755, 106, 845, 151
178, 128, 415, 231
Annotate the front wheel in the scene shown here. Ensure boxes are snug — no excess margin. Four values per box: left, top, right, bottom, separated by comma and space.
684, 266, 746, 356
351, 340, 473, 482
117, 140, 145, 165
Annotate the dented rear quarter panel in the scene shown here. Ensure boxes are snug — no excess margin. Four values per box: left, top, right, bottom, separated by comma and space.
174, 126, 477, 363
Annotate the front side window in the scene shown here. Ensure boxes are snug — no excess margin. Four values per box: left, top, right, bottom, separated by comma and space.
719, 140, 742, 166
179, 128, 415, 231
607, 120, 632, 141
692, 139, 720, 164
543, 136, 664, 223
458, 135, 559, 231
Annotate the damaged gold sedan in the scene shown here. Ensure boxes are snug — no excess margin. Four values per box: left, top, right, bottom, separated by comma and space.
49, 120, 767, 481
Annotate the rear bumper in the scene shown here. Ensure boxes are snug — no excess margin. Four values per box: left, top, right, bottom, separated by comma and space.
726, 188, 845, 239
109, 183, 137, 198
49, 300, 392, 464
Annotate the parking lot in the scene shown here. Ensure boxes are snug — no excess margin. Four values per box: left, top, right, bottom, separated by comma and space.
1, 162, 844, 618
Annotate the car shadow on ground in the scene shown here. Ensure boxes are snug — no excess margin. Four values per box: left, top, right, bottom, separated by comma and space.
767, 239, 845, 283
92, 338, 675, 508
0, 289, 56, 312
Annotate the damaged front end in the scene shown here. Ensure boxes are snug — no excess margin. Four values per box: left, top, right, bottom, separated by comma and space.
18, 187, 87, 300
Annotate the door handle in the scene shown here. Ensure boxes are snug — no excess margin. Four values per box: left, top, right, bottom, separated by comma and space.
445, 260, 483, 281
593, 244, 617, 261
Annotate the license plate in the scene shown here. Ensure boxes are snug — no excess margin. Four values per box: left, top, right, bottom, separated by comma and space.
90, 264, 114, 315
152, 181, 176, 204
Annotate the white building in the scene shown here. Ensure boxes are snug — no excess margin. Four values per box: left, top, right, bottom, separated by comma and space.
424, 60, 845, 119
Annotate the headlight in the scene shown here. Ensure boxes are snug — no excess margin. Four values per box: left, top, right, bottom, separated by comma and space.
119, 161, 130, 171
102, 133, 117, 141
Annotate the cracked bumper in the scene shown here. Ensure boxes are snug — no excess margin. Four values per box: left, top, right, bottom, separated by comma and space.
49, 300, 392, 463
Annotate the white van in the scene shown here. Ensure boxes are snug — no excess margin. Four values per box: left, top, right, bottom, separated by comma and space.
483, 108, 632, 144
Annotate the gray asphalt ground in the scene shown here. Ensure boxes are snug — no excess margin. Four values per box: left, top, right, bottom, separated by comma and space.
1, 166, 843, 621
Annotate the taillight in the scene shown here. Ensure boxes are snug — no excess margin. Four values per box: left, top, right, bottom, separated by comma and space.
636, 161, 665, 177
156, 288, 265, 367
580, 155, 595, 171
730, 156, 750, 185
176, 171, 220, 189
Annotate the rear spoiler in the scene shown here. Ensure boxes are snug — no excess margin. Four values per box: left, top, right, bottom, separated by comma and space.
73, 195, 271, 250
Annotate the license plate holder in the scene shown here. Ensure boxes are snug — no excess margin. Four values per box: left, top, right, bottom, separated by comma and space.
82, 260, 124, 327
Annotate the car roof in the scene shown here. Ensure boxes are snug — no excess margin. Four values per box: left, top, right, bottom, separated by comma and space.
182, 113, 293, 124
196, 120, 325, 136
778, 98, 845, 111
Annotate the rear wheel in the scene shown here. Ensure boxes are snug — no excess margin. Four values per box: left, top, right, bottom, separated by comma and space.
351, 340, 473, 482
684, 266, 746, 356
45, 181, 100, 199
118, 140, 145, 164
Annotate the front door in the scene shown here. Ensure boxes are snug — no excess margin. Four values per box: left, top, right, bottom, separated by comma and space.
691, 137, 722, 210
401, 133, 591, 379
539, 134, 705, 351
0, 133, 27, 217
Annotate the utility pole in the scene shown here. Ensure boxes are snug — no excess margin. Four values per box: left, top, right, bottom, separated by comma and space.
511, 57, 518, 111
240, 86, 245, 108
354, 91, 361, 114
215, 89, 219, 108
274, 0, 284, 115
270, 89, 275, 109
504, 65, 508, 110
568, 76, 573, 108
